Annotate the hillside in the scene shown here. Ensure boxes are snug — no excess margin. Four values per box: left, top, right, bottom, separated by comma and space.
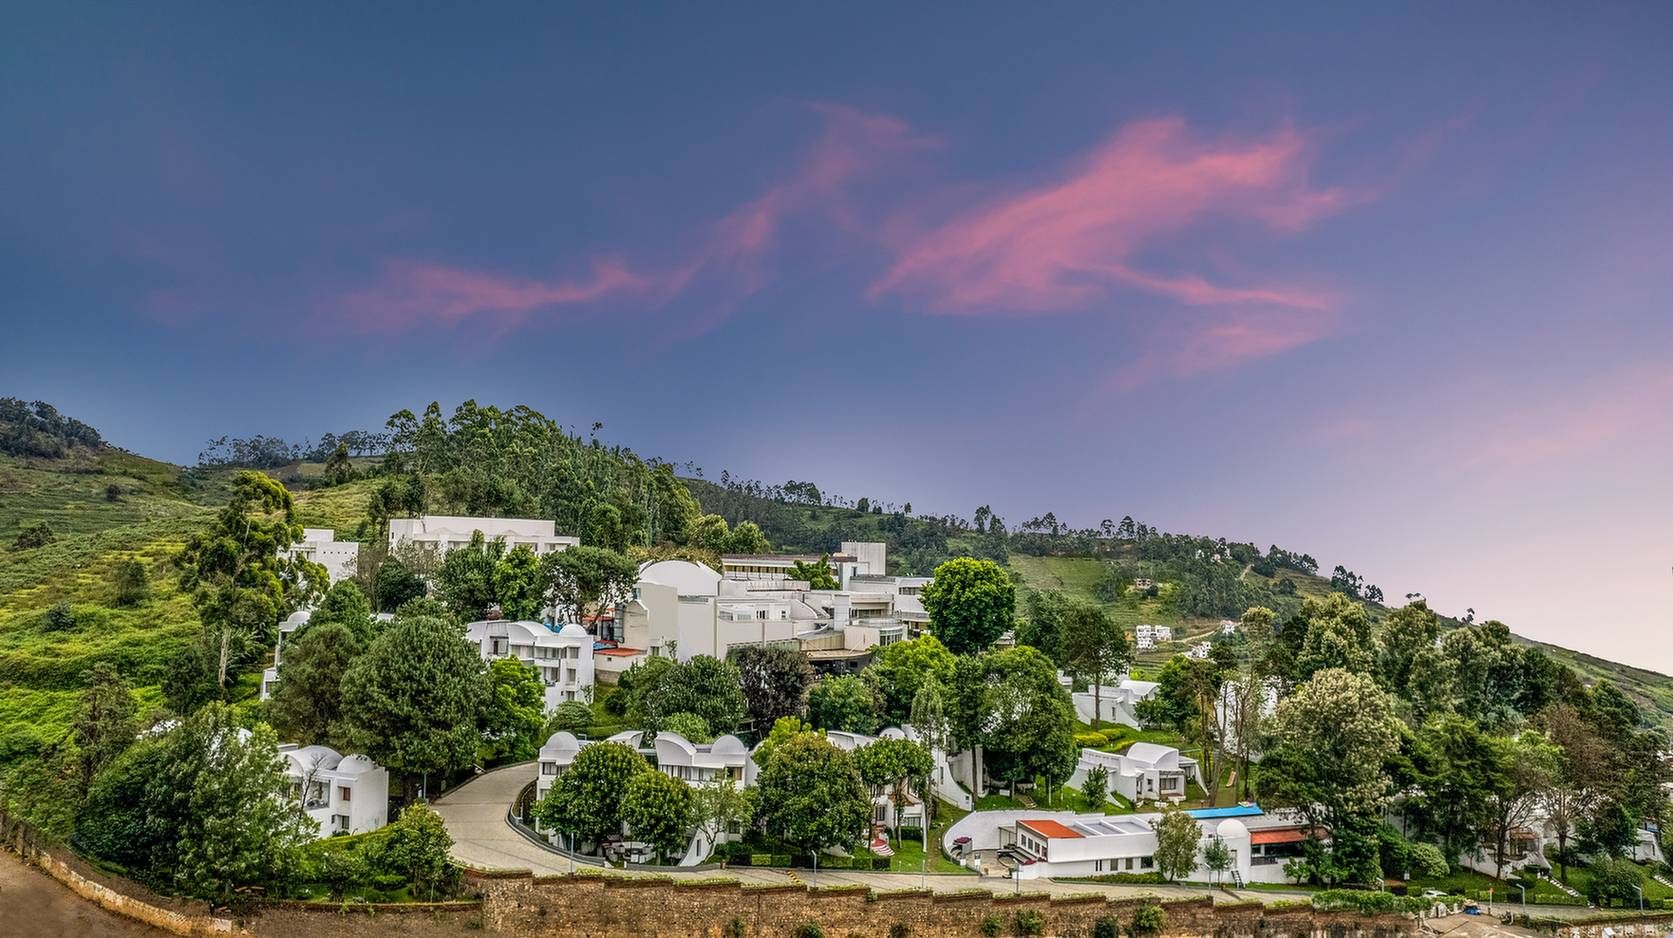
2, 412, 1670, 765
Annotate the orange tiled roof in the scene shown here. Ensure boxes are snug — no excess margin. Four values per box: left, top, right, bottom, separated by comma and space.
1019, 819, 1082, 840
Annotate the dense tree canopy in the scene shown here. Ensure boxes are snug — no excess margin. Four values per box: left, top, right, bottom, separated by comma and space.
921, 557, 1015, 655
756, 732, 871, 854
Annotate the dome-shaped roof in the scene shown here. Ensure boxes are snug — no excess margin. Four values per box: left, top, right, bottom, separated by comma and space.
337, 754, 379, 775
1215, 818, 1250, 840
557, 622, 590, 638
283, 609, 312, 627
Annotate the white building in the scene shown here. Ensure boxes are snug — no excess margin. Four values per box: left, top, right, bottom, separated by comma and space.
282, 529, 361, 584
1067, 742, 1199, 804
1071, 678, 1160, 728
1219, 619, 1239, 635
1135, 624, 1172, 643
388, 515, 578, 557
279, 744, 389, 837
1186, 641, 1213, 660
946, 805, 1319, 884
464, 619, 594, 710
260, 609, 313, 701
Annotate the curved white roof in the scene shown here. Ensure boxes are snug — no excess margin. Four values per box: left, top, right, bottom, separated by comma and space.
556, 622, 590, 639
540, 731, 583, 759
637, 559, 721, 597
336, 754, 381, 777
285, 744, 343, 772
709, 735, 748, 757
1215, 818, 1250, 840
1125, 742, 1176, 766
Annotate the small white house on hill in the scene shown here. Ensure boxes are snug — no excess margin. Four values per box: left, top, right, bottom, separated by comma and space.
281, 529, 361, 584
278, 744, 388, 837
464, 619, 594, 710
1067, 742, 1199, 804
1071, 678, 1159, 728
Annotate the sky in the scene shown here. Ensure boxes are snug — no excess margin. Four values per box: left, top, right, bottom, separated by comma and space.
4, 4, 1672, 673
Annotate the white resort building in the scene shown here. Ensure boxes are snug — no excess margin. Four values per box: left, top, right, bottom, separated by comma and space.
1070, 677, 1160, 728
278, 743, 389, 837
464, 619, 595, 710
388, 515, 579, 557
281, 528, 361, 584
1067, 742, 1200, 805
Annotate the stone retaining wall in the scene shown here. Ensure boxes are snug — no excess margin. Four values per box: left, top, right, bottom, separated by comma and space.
472, 871, 1419, 937
2, 831, 235, 937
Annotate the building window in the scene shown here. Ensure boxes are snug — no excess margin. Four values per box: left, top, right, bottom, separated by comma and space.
1140, 857, 1153, 870
542, 763, 558, 775
339, 787, 351, 802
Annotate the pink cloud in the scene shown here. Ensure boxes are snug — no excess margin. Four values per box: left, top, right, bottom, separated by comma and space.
871, 117, 1361, 314
1104, 307, 1340, 392
335, 257, 654, 335
1463, 366, 1673, 469
330, 103, 933, 337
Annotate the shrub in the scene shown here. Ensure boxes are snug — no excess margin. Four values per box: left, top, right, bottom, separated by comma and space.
980, 913, 1002, 937
750, 854, 773, 867
104, 483, 124, 501
112, 559, 149, 606
1013, 909, 1045, 936
898, 826, 924, 842
11, 521, 55, 550
1312, 890, 1398, 915
724, 918, 746, 938
1130, 903, 1165, 935
872, 856, 892, 871
772, 854, 791, 868
41, 602, 76, 632
1074, 732, 1106, 747
792, 922, 824, 938
1092, 916, 1119, 938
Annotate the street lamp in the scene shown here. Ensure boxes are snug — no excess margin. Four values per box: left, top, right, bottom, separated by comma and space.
1633, 883, 1644, 912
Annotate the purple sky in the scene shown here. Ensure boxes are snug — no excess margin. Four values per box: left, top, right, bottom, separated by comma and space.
5, 5, 1672, 672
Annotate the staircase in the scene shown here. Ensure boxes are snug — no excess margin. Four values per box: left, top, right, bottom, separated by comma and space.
1230, 870, 1244, 889
1537, 870, 1588, 904
1652, 872, 1673, 891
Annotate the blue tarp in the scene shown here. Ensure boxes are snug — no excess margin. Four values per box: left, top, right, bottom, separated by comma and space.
1185, 804, 1263, 819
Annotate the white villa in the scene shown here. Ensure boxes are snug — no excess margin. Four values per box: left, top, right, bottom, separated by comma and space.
536, 729, 756, 803
1068, 742, 1200, 805
388, 515, 579, 557
824, 726, 974, 828
1186, 641, 1213, 660
282, 528, 361, 584
1071, 677, 1160, 728
602, 545, 931, 681
464, 619, 595, 710
278, 743, 389, 837
1218, 619, 1239, 635
1135, 624, 1171, 644
260, 609, 312, 701
946, 805, 1320, 884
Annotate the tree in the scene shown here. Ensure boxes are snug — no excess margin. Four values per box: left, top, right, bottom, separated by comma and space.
1202, 835, 1233, 887
111, 558, 149, 606
533, 741, 649, 847
322, 441, 357, 486
71, 663, 137, 790
1016, 590, 1072, 664
949, 646, 1076, 792
756, 732, 871, 855
11, 520, 55, 550
731, 644, 813, 731
640, 655, 747, 735
660, 712, 714, 743
1061, 602, 1130, 728
40, 601, 76, 632
374, 557, 428, 612
863, 634, 956, 725
483, 658, 547, 763
1375, 601, 1441, 698
164, 709, 314, 905
726, 521, 770, 555
854, 738, 933, 843
544, 545, 638, 629
1293, 594, 1373, 681
788, 557, 839, 590
1486, 732, 1558, 881
1260, 668, 1402, 883
309, 580, 375, 644
693, 773, 755, 847
921, 558, 1015, 655
1405, 716, 1500, 864
622, 769, 696, 863
493, 544, 546, 621
434, 531, 503, 621
753, 716, 818, 769
690, 514, 732, 554
545, 700, 595, 735
175, 470, 316, 690
908, 680, 949, 760
1441, 622, 1526, 732
807, 674, 881, 735
270, 621, 361, 745
1585, 856, 1644, 908
379, 803, 457, 899
1081, 764, 1109, 810
339, 615, 490, 797
1540, 702, 1610, 882
1151, 806, 1200, 882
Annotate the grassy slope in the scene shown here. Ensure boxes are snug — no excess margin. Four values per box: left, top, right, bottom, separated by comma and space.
0, 450, 221, 760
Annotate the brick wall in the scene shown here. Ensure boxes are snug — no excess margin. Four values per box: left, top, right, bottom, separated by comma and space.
472, 871, 1419, 938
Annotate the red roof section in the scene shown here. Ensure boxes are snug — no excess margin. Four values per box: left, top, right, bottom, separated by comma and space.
594, 647, 644, 657
1019, 819, 1082, 840
1250, 828, 1312, 846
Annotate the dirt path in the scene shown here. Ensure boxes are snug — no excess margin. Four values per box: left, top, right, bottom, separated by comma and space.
0, 849, 163, 937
